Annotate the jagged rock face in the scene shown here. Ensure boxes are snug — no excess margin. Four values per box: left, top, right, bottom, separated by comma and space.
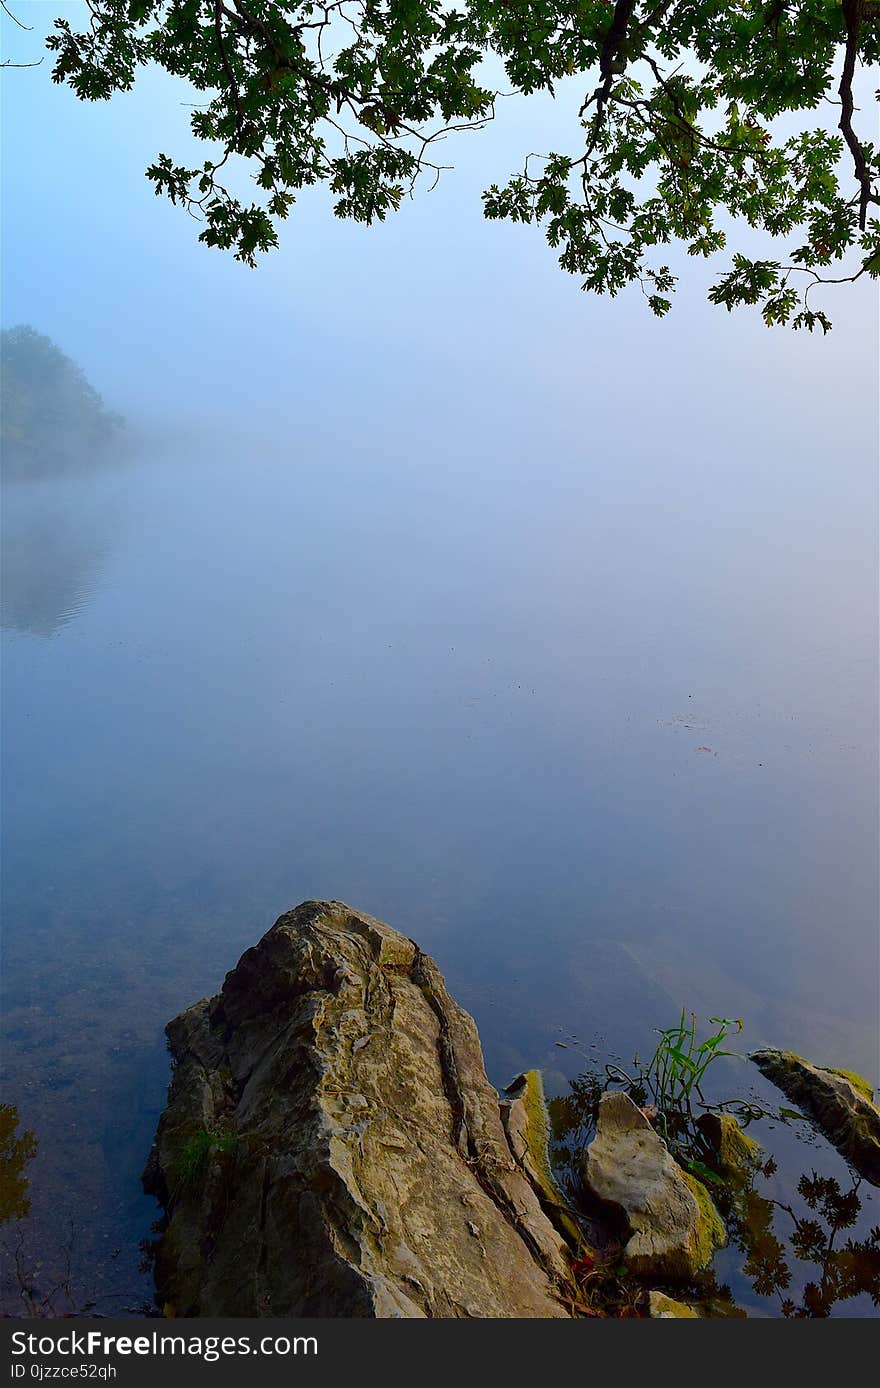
143, 901, 573, 1318
751, 1049, 880, 1186
581, 1091, 725, 1281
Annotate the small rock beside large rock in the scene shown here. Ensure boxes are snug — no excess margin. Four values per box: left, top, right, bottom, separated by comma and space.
648, 1290, 700, 1318
581, 1091, 725, 1280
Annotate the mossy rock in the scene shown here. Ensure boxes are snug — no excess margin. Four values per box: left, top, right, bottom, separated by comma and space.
502, 1070, 582, 1245
517, 1070, 560, 1199
649, 1288, 747, 1319
827, 1068, 875, 1103
679, 1169, 726, 1268
648, 1290, 700, 1318
696, 1112, 760, 1179
751, 1048, 880, 1186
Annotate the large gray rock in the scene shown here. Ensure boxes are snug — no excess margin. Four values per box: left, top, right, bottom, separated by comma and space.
751, 1048, 880, 1186
581, 1091, 725, 1280
144, 901, 573, 1317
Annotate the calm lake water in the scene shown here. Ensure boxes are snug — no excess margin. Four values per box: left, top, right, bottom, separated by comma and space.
1, 436, 877, 1316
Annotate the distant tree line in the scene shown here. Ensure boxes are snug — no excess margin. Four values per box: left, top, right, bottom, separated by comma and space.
1, 325, 123, 479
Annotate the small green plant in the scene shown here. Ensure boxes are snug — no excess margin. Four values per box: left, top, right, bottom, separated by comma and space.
172, 1126, 240, 1198
643, 1011, 744, 1114
607, 1010, 745, 1158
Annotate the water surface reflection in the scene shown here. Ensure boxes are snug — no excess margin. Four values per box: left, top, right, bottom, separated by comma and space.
1, 471, 122, 636
1, 436, 876, 1314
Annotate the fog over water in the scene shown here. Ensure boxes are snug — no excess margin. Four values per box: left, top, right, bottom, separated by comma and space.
1, 2, 877, 1316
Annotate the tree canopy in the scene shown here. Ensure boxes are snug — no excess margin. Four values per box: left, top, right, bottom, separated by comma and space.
1, 325, 124, 477
41, 1, 880, 327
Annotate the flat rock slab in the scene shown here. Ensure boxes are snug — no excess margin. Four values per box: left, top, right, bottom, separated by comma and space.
581, 1091, 725, 1281
751, 1048, 880, 1186
144, 901, 573, 1317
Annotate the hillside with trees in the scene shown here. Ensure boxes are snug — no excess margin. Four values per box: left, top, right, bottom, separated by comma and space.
1, 325, 123, 479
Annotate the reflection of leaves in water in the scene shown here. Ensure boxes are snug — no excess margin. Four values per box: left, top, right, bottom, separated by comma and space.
547, 1072, 603, 1204
0, 1114, 146, 1317
0, 1105, 37, 1223
737, 1171, 880, 1318
548, 1064, 880, 1317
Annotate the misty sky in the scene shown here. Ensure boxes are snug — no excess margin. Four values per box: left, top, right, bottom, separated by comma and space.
3, 5, 877, 725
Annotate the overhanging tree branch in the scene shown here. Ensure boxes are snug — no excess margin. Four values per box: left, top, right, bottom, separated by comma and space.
36, 0, 880, 325
839, 0, 879, 230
